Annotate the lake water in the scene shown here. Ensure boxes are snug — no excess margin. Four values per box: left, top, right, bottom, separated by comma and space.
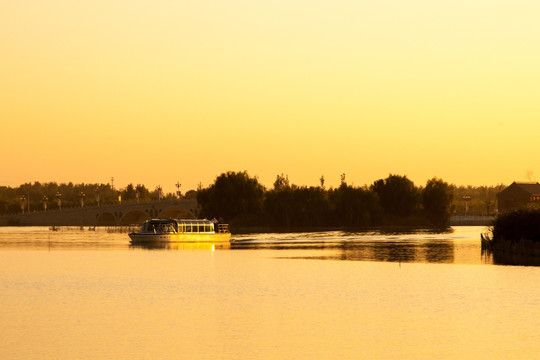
1, 226, 538, 359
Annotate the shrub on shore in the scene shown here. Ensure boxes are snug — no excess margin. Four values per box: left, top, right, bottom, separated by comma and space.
492, 209, 540, 243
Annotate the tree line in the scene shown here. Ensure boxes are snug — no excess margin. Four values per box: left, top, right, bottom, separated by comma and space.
1, 173, 502, 228
0, 182, 195, 214
198, 171, 456, 229
452, 185, 502, 216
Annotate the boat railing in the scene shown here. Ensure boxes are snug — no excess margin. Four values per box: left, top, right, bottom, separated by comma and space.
217, 224, 229, 233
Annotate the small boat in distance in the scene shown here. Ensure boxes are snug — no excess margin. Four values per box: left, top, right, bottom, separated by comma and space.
129, 219, 230, 244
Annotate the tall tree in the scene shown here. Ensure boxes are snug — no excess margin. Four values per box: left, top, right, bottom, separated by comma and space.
198, 171, 265, 223
273, 173, 290, 191
122, 184, 137, 201
331, 185, 381, 226
422, 178, 454, 227
371, 174, 418, 218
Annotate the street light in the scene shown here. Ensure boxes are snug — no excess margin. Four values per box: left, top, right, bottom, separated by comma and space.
43, 195, 48, 211
463, 195, 471, 215
56, 192, 62, 211
175, 182, 181, 199
80, 192, 86, 208
157, 185, 162, 201
20, 196, 26, 214
95, 188, 100, 207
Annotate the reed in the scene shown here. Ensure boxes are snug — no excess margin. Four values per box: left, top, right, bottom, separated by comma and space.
492, 209, 540, 244
486, 209, 540, 263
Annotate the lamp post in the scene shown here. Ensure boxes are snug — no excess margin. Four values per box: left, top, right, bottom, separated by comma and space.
80, 192, 86, 208
43, 195, 48, 211
175, 182, 181, 199
463, 195, 471, 215
56, 192, 62, 211
95, 188, 100, 207
157, 186, 162, 201
20, 196, 26, 214
486, 200, 493, 216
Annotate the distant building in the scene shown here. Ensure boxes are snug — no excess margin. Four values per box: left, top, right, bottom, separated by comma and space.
497, 182, 540, 213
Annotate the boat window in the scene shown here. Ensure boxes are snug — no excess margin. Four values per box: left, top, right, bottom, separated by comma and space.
163, 223, 176, 233
167, 220, 219, 232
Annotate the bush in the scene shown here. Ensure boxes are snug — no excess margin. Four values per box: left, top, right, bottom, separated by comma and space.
492, 209, 540, 243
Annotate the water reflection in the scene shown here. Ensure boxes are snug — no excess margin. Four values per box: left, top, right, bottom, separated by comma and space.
129, 241, 230, 251
482, 249, 540, 266
2, 226, 538, 265
232, 239, 456, 264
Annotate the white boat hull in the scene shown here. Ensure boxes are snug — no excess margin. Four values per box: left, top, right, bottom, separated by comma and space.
129, 232, 231, 243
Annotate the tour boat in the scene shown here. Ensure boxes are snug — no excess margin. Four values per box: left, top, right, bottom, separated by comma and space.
128, 219, 230, 243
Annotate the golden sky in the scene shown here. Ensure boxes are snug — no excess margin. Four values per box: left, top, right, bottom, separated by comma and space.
2, 0, 540, 192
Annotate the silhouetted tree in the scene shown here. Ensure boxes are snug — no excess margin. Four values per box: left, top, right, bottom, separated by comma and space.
264, 186, 296, 227
492, 208, 540, 243
340, 173, 347, 187
372, 174, 418, 219
135, 184, 151, 201
198, 171, 265, 224
330, 184, 381, 226
273, 173, 290, 191
184, 190, 197, 199
265, 185, 330, 228
422, 178, 454, 227
122, 184, 137, 201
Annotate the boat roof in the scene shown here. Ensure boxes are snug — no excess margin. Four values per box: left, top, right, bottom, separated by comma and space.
146, 219, 213, 225
175, 219, 213, 225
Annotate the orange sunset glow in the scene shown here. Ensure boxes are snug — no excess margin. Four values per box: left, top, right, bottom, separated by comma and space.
2, 1, 540, 191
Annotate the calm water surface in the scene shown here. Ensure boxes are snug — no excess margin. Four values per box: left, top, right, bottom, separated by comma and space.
1, 226, 538, 359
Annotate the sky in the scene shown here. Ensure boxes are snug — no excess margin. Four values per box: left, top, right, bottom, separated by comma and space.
1, 0, 540, 193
